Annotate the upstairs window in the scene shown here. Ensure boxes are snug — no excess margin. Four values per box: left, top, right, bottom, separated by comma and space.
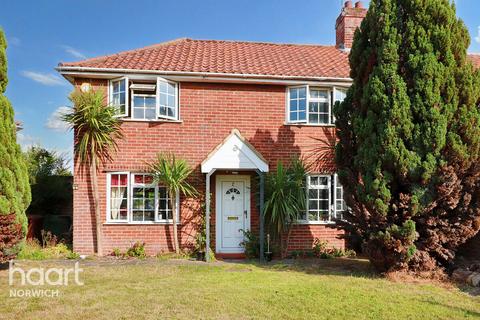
287, 86, 348, 125
110, 78, 128, 117
108, 77, 179, 121
158, 79, 178, 120
132, 94, 157, 120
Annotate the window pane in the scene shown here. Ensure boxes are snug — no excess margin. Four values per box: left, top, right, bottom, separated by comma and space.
298, 87, 306, 98
309, 189, 318, 199
158, 187, 167, 198
167, 95, 175, 107
335, 89, 347, 102
319, 189, 328, 199
132, 211, 143, 221
145, 211, 155, 221
290, 112, 298, 121
319, 114, 329, 124
309, 200, 318, 210
309, 211, 318, 221
319, 200, 329, 210
167, 83, 175, 95
319, 177, 329, 186
145, 108, 156, 119
309, 114, 319, 124
167, 108, 174, 117
119, 92, 126, 105
319, 102, 328, 113
289, 88, 298, 99
298, 98, 306, 111
133, 199, 143, 209
119, 79, 126, 91
145, 97, 156, 108
290, 99, 298, 111
298, 111, 306, 121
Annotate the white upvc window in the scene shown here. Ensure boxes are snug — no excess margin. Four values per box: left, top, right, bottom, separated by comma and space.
287, 86, 348, 125
109, 77, 129, 117
132, 94, 157, 120
298, 173, 346, 224
331, 87, 348, 123
106, 172, 178, 224
108, 77, 179, 121
157, 78, 178, 120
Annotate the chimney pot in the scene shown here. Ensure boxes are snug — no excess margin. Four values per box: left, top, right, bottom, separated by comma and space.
355, 1, 363, 8
345, 1, 353, 8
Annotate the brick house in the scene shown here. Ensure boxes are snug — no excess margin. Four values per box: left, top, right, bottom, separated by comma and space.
56, 1, 480, 257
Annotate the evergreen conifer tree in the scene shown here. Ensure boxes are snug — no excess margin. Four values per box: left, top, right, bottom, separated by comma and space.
0, 28, 31, 262
335, 0, 480, 272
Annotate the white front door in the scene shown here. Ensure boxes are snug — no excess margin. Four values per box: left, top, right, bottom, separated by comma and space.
215, 175, 250, 253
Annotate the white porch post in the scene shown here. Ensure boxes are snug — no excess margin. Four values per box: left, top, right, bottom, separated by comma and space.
205, 169, 215, 262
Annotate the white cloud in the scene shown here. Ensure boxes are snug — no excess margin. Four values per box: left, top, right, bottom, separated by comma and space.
16, 132, 40, 150
21, 71, 65, 86
62, 45, 86, 59
475, 26, 480, 44
45, 106, 71, 132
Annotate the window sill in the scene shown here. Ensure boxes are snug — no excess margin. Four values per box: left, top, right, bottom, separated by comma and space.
295, 221, 336, 225
120, 118, 183, 123
284, 122, 335, 127
104, 221, 181, 225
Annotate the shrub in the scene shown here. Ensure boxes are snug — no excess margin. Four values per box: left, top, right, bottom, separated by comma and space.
112, 248, 122, 257
239, 229, 260, 259
17, 238, 78, 260
126, 242, 146, 259
313, 239, 328, 257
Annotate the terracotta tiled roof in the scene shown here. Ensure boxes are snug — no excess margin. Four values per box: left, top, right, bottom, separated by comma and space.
58, 38, 480, 79
58, 38, 351, 79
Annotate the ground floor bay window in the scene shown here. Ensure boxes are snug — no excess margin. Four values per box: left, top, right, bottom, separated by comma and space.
298, 174, 346, 223
106, 172, 178, 223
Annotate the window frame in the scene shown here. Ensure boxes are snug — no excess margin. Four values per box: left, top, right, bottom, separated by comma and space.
297, 173, 345, 225
106, 171, 130, 223
286, 85, 349, 126
157, 77, 179, 121
109, 77, 129, 117
105, 172, 180, 224
107, 77, 180, 121
286, 85, 308, 123
331, 86, 348, 124
131, 93, 157, 121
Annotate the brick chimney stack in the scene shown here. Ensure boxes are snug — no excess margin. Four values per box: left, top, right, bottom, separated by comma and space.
335, 1, 367, 50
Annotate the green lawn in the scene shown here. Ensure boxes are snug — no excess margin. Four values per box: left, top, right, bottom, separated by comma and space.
0, 258, 479, 320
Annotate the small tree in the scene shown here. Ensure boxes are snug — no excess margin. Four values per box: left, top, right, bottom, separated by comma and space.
63, 89, 123, 256
149, 153, 197, 253
0, 29, 31, 262
264, 158, 306, 257
335, 0, 480, 272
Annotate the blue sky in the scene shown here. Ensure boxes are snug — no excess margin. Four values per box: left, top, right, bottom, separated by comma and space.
1, 0, 479, 169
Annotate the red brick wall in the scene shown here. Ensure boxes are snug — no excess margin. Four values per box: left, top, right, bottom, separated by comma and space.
335, 4, 367, 49
72, 80, 345, 256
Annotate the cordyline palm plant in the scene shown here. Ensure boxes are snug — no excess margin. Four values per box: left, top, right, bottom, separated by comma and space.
63, 89, 123, 256
264, 158, 306, 257
149, 153, 197, 253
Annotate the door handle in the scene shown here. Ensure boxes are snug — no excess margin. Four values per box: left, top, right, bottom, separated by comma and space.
244, 210, 248, 218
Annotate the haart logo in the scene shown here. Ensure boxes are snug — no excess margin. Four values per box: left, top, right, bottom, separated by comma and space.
8, 261, 84, 298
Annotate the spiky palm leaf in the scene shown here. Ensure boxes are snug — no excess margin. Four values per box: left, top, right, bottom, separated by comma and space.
149, 152, 197, 253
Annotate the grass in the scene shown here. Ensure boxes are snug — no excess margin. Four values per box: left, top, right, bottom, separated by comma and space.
0, 258, 479, 320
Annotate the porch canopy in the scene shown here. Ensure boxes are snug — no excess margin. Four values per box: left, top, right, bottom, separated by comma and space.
201, 129, 269, 262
